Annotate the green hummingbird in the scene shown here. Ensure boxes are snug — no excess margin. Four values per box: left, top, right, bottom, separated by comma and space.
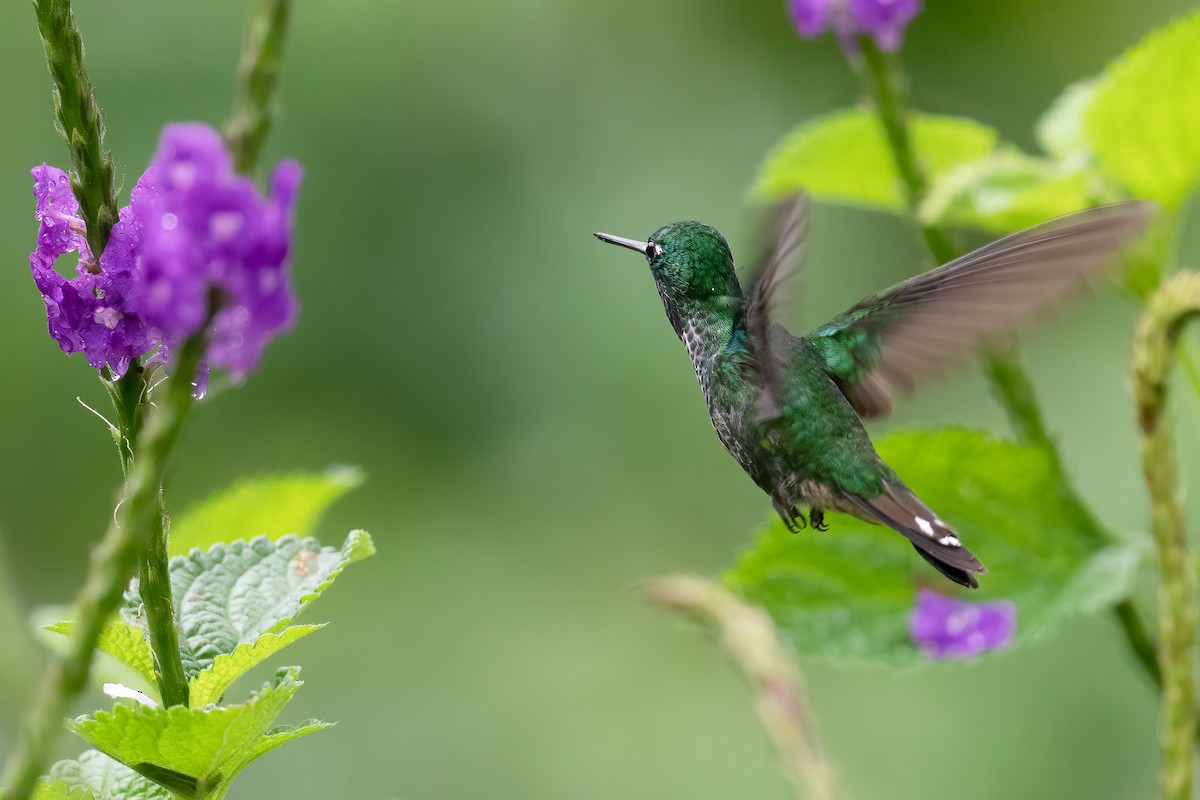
595, 200, 1151, 588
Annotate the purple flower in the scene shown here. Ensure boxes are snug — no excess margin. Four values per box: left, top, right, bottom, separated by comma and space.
909, 589, 1015, 660
28, 123, 301, 382
787, 0, 922, 53
131, 123, 301, 378
29, 165, 155, 377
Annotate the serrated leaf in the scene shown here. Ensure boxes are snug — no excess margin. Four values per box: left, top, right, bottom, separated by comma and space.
123, 531, 374, 678
48, 750, 172, 800
726, 428, 1140, 667
920, 150, 1093, 234
1086, 9, 1200, 208
189, 625, 323, 708
169, 466, 364, 557
67, 668, 307, 799
247, 719, 335, 762
44, 622, 157, 690
753, 109, 998, 210
22, 781, 96, 800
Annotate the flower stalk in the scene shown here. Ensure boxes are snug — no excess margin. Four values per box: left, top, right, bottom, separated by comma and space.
224, 0, 293, 175
1, 331, 206, 800
1131, 272, 1200, 800
645, 576, 842, 800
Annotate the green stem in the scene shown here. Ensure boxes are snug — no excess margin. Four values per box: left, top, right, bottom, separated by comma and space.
32, 0, 118, 263
1132, 272, 1200, 800
1, 334, 205, 800
852, 37, 1172, 704
105, 367, 190, 709
645, 576, 842, 800
223, 0, 292, 174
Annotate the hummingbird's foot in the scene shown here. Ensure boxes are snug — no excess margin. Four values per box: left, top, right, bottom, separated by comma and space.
810, 508, 829, 532
773, 498, 807, 533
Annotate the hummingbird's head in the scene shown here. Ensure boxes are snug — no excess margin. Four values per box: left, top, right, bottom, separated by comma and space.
595, 221, 742, 332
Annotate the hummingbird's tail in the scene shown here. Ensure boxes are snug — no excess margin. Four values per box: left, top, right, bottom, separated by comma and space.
845, 483, 986, 589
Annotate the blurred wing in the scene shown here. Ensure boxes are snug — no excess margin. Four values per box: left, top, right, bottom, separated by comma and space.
745, 193, 811, 421
810, 201, 1155, 418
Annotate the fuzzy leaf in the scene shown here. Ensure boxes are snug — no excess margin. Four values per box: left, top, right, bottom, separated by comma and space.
123, 531, 374, 678
1036, 80, 1098, 165
189, 625, 323, 707
726, 428, 1140, 667
920, 150, 1093, 234
753, 109, 997, 210
48, 750, 171, 800
44, 621, 157, 690
1086, 9, 1200, 208
67, 668, 313, 798
247, 719, 335, 762
21, 782, 95, 800
169, 466, 364, 556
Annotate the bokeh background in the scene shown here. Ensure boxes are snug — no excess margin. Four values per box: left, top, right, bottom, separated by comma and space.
1, 1, 1199, 797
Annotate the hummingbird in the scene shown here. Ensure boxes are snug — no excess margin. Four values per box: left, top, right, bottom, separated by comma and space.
595, 200, 1151, 588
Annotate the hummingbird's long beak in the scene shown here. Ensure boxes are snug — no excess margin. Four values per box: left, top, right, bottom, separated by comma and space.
594, 232, 649, 254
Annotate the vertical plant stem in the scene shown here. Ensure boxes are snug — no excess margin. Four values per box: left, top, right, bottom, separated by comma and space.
645, 576, 842, 800
224, 0, 292, 175
1131, 272, 1200, 800
2, 334, 206, 800
106, 367, 190, 709
32, 0, 118, 262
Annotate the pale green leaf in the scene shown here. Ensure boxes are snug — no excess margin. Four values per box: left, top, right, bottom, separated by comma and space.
1035, 80, 1098, 165
753, 109, 998, 210
726, 428, 1140, 667
23, 781, 95, 800
1086, 9, 1200, 208
247, 719, 335, 762
48, 750, 171, 800
920, 150, 1093, 234
67, 668, 305, 799
189, 625, 323, 708
123, 531, 374, 678
169, 466, 364, 557
44, 621, 156, 690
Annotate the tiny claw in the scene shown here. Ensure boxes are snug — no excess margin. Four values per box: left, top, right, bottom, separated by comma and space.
773, 498, 806, 533
810, 508, 829, 532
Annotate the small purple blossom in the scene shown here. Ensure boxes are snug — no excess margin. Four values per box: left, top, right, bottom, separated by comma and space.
29, 165, 154, 377
909, 589, 1015, 660
787, 0, 922, 53
28, 123, 301, 382
132, 123, 301, 378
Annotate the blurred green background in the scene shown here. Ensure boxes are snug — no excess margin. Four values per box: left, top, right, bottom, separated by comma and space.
2, 1, 1199, 797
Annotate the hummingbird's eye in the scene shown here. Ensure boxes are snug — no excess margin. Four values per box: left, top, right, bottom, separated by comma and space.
647, 241, 665, 262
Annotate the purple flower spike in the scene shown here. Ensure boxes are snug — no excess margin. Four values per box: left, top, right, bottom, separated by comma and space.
787, 0, 921, 53
131, 123, 302, 378
28, 165, 155, 377
909, 589, 1015, 660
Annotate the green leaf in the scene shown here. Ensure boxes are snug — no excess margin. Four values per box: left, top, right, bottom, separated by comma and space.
67, 668, 319, 799
1086, 9, 1200, 208
189, 625, 323, 708
48, 750, 172, 800
44, 621, 157, 690
726, 428, 1140, 667
246, 719, 335, 762
169, 466, 364, 557
1035, 80, 1098, 165
920, 150, 1093, 234
753, 109, 998, 210
22, 781, 96, 800
123, 531, 375, 678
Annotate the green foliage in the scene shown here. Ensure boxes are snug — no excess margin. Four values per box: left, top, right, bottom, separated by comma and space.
726, 429, 1140, 667
168, 466, 364, 557
122, 531, 375, 680
189, 626, 323, 708
1086, 9, 1200, 209
43, 622, 156, 691
47, 751, 170, 800
1035, 80, 1097, 165
753, 109, 997, 210
67, 668, 324, 799
919, 151, 1093, 234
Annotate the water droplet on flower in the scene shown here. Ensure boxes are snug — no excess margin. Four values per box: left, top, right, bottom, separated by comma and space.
230, 305, 251, 325
209, 211, 244, 242
161, 213, 178, 231
258, 270, 279, 292
168, 162, 196, 189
